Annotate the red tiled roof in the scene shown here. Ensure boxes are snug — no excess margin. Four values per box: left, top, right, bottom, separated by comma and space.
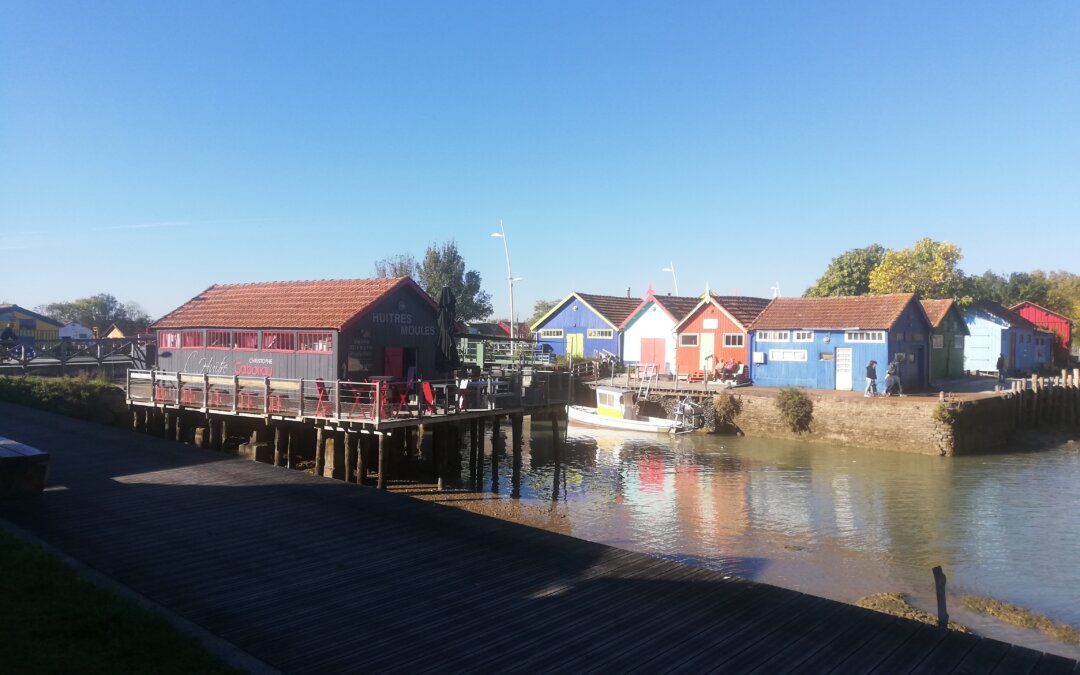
709, 295, 772, 328
152, 278, 426, 330
577, 293, 644, 327
652, 295, 704, 323
919, 299, 955, 328
748, 294, 918, 331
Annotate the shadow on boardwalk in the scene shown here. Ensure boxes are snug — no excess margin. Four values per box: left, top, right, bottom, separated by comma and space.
1, 402, 1075, 674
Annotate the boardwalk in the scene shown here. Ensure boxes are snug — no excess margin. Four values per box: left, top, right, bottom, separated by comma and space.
1, 402, 1076, 674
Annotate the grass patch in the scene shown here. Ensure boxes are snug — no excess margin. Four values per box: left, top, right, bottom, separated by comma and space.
0, 529, 242, 675
856, 592, 969, 633
961, 595, 1080, 645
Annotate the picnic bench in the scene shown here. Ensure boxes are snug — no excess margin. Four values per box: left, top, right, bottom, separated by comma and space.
0, 436, 49, 497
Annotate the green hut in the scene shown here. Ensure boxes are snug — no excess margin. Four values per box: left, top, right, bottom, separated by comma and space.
921, 299, 969, 382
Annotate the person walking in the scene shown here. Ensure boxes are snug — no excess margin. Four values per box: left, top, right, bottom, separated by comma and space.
865, 359, 878, 397
886, 358, 904, 396
996, 353, 1007, 385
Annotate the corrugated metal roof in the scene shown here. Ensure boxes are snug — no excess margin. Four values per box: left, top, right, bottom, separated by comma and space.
152, 277, 424, 330
1010, 301, 1074, 324
577, 293, 644, 327
748, 294, 917, 331
972, 300, 1037, 329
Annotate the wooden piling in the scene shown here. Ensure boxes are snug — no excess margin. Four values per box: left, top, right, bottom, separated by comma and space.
475, 419, 484, 489
469, 419, 479, 484
511, 416, 522, 500
933, 566, 948, 628
345, 431, 356, 483
357, 433, 368, 486
163, 410, 173, 440
315, 426, 326, 477
174, 412, 185, 442
491, 416, 501, 494
219, 418, 227, 452
274, 425, 285, 467
377, 433, 387, 490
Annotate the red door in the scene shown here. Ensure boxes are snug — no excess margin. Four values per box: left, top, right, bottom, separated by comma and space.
383, 347, 404, 379
640, 338, 665, 370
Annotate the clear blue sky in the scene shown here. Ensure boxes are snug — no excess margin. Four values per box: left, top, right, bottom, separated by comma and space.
2, 1, 1078, 321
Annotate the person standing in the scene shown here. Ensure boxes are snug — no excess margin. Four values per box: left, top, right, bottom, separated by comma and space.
865, 359, 878, 397
886, 357, 904, 396
996, 353, 1007, 385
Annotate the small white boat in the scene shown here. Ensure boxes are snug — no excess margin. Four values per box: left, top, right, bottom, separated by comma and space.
567, 386, 700, 433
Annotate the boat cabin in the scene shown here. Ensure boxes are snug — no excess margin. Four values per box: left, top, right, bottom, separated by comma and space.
595, 386, 638, 421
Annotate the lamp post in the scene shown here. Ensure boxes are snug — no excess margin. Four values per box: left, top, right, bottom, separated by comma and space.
490, 220, 521, 359
661, 261, 679, 295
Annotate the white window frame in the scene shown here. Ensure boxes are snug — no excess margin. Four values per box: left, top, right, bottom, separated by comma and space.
540, 328, 563, 339
793, 330, 814, 342
757, 330, 790, 342
931, 334, 944, 349
768, 349, 808, 362
679, 334, 699, 347
723, 333, 744, 348
587, 328, 614, 339
702, 318, 719, 330
953, 335, 964, 349
845, 330, 885, 343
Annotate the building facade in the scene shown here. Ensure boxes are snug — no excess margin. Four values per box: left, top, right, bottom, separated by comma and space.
673, 295, 771, 377
963, 301, 1041, 375
0, 304, 62, 344
620, 292, 701, 374
1011, 301, 1074, 366
531, 292, 642, 361
920, 299, 969, 381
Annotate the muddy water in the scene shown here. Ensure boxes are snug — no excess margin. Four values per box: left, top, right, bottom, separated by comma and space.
457, 418, 1080, 658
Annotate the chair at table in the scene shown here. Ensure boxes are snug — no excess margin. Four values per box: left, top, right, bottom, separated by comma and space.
314, 379, 331, 417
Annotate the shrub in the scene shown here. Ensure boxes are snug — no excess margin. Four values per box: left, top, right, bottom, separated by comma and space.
931, 402, 958, 424
713, 391, 743, 426
0, 375, 127, 425
775, 387, 813, 432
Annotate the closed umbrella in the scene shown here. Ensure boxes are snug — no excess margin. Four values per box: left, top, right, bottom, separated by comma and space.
435, 286, 460, 372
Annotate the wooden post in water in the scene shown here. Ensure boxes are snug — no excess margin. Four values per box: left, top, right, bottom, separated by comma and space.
932, 566, 948, 628
377, 433, 387, 490
274, 424, 284, 467
344, 430, 356, 483
433, 424, 444, 491
163, 410, 173, 440
491, 416, 502, 493
550, 412, 561, 465
511, 415, 522, 500
219, 418, 228, 452
475, 418, 485, 489
469, 419, 479, 485
174, 412, 185, 443
357, 433, 368, 486
315, 426, 326, 477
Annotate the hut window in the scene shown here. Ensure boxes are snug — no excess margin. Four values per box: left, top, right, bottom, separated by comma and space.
160, 331, 181, 349
263, 331, 296, 352
234, 331, 259, 351
932, 335, 944, 349
845, 331, 884, 343
679, 334, 698, 347
19, 319, 35, 330
953, 335, 964, 349
587, 328, 613, 339
180, 330, 204, 349
757, 331, 790, 342
298, 331, 333, 353
207, 330, 233, 350
768, 349, 807, 362
723, 333, 744, 347
540, 329, 563, 339
793, 331, 814, 342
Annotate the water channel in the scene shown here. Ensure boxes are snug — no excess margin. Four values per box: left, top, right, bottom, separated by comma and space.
456, 419, 1080, 658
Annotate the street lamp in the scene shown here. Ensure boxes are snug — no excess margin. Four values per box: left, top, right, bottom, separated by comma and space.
490, 220, 521, 359
661, 261, 679, 295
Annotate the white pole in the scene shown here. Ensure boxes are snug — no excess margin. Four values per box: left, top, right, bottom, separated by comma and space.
492, 220, 516, 360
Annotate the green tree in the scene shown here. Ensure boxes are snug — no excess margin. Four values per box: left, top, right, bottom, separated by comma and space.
804, 244, 885, 297
529, 298, 561, 325
868, 238, 967, 299
38, 294, 151, 333
415, 240, 493, 322
373, 253, 418, 278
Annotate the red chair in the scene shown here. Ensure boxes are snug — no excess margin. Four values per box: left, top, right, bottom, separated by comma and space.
420, 382, 437, 415
314, 379, 331, 417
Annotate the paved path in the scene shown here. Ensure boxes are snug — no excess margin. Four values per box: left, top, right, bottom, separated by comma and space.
1, 402, 1076, 674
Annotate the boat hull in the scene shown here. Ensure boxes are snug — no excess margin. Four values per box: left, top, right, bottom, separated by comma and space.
566, 405, 677, 433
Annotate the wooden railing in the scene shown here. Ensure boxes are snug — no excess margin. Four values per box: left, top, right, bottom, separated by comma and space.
126, 368, 573, 424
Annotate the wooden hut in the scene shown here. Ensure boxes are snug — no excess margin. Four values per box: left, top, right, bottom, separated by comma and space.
151, 277, 441, 381
0, 304, 62, 345
673, 294, 770, 378
747, 294, 932, 391
920, 299, 969, 382
1011, 301, 1074, 366
530, 292, 642, 361
619, 289, 701, 374
962, 301, 1040, 375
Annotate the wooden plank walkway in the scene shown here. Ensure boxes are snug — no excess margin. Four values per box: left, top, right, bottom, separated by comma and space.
1, 401, 1076, 675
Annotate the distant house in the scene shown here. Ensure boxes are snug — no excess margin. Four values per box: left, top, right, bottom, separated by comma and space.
920, 299, 969, 382
747, 294, 932, 391
963, 301, 1044, 375
465, 322, 510, 337
0, 304, 62, 345
673, 294, 771, 377
60, 322, 95, 340
619, 291, 701, 374
531, 292, 642, 361
1011, 301, 1074, 366
151, 277, 441, 381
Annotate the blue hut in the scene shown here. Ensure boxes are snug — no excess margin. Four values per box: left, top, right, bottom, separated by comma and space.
531, 292, 642, 361
962, 301, 1041, 375
747, 294, 932, 391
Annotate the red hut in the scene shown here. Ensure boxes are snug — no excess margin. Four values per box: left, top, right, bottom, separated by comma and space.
673, 294, 770, 379
1011, 302, 1074, 365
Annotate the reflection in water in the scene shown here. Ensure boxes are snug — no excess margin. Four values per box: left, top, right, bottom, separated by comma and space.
467, 417, 1080, 654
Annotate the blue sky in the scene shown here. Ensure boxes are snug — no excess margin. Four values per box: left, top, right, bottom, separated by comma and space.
2, 1, 1078, 322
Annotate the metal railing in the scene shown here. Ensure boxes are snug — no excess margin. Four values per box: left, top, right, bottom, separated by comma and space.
126, 368, 573, 424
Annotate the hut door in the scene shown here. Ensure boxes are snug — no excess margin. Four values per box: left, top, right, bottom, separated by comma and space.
383, 347, 404, 380
566, 333, 584, 358
699, 334, 715, 371
640, 338, 664, 369
835, 348, 853, 390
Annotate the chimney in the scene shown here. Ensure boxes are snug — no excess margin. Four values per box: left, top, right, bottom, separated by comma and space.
626, 287, 631, 298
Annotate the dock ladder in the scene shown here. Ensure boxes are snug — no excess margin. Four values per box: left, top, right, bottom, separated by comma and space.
637, 364, 658, 400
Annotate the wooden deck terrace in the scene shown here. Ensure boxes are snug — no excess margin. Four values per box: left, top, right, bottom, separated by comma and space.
1, 401, 1076, 674
126, 368, 572, 432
